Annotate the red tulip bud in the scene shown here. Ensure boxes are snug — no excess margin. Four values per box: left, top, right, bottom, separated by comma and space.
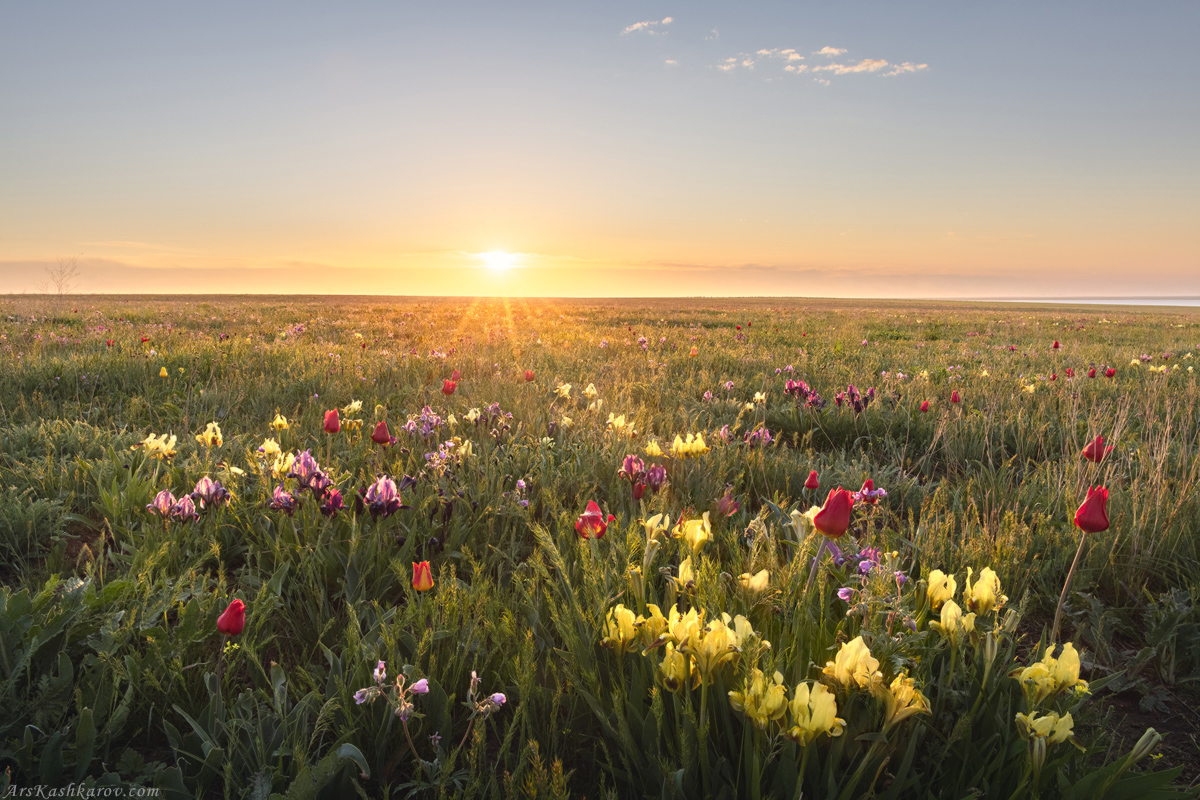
813, 487, 853, 538
919, 400, 930, 413
412, 561, 434, 591
1088, 368, 1096, 378
1105, 368, 1115, 378
371, 420, 392, 445
324, 409, 341, 434
1073, 486, 1109, 534
1081, 435, 1113, 464
805, 470, 820, 490
950, 390, 961, 404
442, 379, 457, 395
217, 599, 246, 636
524, 369, 535, 382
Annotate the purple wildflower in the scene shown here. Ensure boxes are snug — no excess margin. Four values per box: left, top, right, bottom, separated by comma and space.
191, 476, 231, 510
147, 489, 176, 517
269, 485, 300, 516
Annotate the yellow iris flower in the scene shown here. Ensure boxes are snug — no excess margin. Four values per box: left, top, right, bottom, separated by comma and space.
195, 422, 223, 449
271, 414, 288, 432
134, 433, 178, 461
926, 569, 957, 610
879, 673, 930, 730
784, 682, 845, 745
929, 600, 976, 646
964, 567, 1008, 614
644, 439, 664, 457
822, 636, 882, 691
675, 512, 712, 554
739, 569, 770, 594
728, 669, 788, 730
1010, 642, 1089, 706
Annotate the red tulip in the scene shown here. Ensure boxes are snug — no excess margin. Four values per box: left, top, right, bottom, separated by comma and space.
1053, 341, 1060, 349
371, 420, 392, 445
323, 409, 340, 434
106, 339, 114, 347
575, 500, 614, 539
217, 599, 246, 636
804, 470, 820, 490
950, 390, 961, 404
524, 369, 535, 382
1050, 373, 1057, 381
451, 368, 461, 381
1073, 486, 1109, 534
1105, 368, 1115, 378
632, 482, 646, 500
919, 400, 930, 413
813, 487, 853, 538
412, 561, 434, 591
736, 325, 742, 330
442, 379, 457, 395
140, 336, 149, 343
1088, 368, 1096, 378
1081, 435, 1113, 464
1066, 368, 1074, 378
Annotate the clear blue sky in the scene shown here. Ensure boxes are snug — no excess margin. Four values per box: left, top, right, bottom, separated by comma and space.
2, 1, 1198, 296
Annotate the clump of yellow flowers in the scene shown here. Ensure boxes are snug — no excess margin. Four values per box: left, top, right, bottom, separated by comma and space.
134, 433, 177, 460
669, 433, 709, 458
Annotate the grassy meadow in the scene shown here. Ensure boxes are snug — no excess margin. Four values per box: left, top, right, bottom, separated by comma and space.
1, 294, 1199, 799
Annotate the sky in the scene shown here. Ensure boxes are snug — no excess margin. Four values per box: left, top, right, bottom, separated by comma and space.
1, 1, 1198, 298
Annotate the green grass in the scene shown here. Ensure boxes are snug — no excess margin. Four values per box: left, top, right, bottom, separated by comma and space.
1, 295, 1198, 798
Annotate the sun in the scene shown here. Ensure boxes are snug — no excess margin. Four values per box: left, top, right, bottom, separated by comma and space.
480, 251, 518, 273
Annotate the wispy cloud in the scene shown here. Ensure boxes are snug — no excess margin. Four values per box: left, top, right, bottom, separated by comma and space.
884, 61, 929, 76
622, 16, 673, 35
705, 27, 719, 41
716, 47, 926, 81
665, 58, 678, 66
812, 58, 889, 74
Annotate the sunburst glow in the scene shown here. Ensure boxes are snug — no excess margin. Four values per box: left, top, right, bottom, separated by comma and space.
480, 252, 518, 273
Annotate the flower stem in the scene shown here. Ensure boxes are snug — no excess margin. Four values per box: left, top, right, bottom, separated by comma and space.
1051, 533, 1088, 643
805, 538, 828, 595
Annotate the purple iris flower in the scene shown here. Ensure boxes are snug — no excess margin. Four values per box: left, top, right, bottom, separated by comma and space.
320, 488, 345, 518
169, 495, 200, 523
837, 587, 856, 602
645, 464, 668, 492
358, 475, 414, 520
619, 455, 646, 482
269, 485, 300, 516
191, 476, 231, 510
147, 489, 176, 517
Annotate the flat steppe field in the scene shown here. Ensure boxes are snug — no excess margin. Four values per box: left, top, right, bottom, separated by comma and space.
2, 296, 1199, 799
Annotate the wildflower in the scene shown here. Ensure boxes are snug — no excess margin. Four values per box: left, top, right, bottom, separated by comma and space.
855, 478, 887, 504
645, 463, 668, 491
805, 470, 820, 490
1105, 368, 1115, 378
361, 475, 410, 520
287, 450, 329, 495
784, 682, 845, 745
739, 569, 770, 593
272, 414, 288, 432
584, 384, 599, 401
716, 490, 740, 517
441, 379, 457, 395
644, 439, 664, 457
950, 390, 961, 404
159, 366, 168, 378
619, 454, 646, 482
1053, 340, 1060, 349
687, 614, 754, 685
373, 661, 387, 684
728, 669, 788, 730
813, 487, 854, 538
1065, 368, 1074, 377
669, 433, 709, 458
258, 438, 281, 458
191, 476, 232, 510
601, 604, 640, 653
269, 485, 300, 515
217, 599, 246, 636
964, 567, 1007, 614
926, 569, 957, 610
147, 490, 176, 517
1015, 711, 1076, 746
135, 433, 178, 460
271, 451, 295, 479
880, 674, 930, 729
659, 643, 695, 691
823, 636, 882, 691
324, 410, 341, 434
371, 420, 395, 445
1073, 486, 1109, 533
412, 561, 435, 591
676, 557, 696, 590
607, 413, 633, 434
919, 400, 930, 413
524, 369, 535, 382
689, 346, 698, 357
1088, 368, 1096, 378
753, 391, 767, 404
311, 486, 339, 516
195, 422, 223, 448
930, 599, 976, 645
555, 383, 572, 399
576, 500, 614, 539
837, 587, 856, 602
410, 678, 430, 694
342, 399, 363, 416
675, 512, 712, 553
702, 390, 713, 401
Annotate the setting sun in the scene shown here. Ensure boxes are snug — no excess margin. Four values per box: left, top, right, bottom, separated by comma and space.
480, 252, 518, 273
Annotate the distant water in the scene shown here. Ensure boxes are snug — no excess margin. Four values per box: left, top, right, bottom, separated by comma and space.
987, 297, 1200, 307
